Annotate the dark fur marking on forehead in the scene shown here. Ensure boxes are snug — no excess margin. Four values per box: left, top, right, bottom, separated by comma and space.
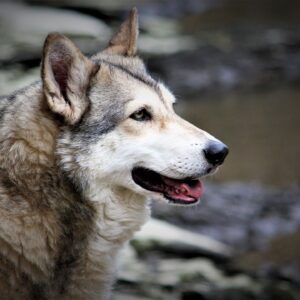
106, 61, 156, 87
95, 59, 165, 102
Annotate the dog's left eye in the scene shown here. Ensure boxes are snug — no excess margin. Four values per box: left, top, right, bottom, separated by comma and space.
130, 108, 152, 122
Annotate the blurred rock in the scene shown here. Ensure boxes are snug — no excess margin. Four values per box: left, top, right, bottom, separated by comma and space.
115, 213, 300, 299
116, 242, 259, 300
26, 0, 219, 17
116, 240, 300, 300
0, 2, 111, 64
139, 35, 197, 56
132, 219, 232, 260
2, 1, 300, 94
140, 16, 180, 38
119, 253, 255, 289
147, 29, 300, 96
138, 16, 197, 55
152, 183, 300, 252
27, 0, 140, 12
152, 182, 300, 288
237, 229, 300, 284
138, 0, 219, 18
0, 67, 39, 96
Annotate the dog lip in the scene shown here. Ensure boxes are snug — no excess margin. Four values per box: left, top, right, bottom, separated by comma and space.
131, 167, 203, 204
164, 195, 199, 205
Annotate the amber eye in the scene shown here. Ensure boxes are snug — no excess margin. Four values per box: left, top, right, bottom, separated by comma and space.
130, 108, 152, 121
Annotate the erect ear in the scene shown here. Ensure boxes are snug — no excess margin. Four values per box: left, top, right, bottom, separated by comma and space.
42, 33, 98, 124
103, 8, 138, 56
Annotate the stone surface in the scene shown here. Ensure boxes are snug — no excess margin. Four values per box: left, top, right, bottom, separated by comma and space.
115, 241, 300, 300
132, 219, 232, 259
27, 0, 140, 12
146, 29, 300, 96
152, 183, 300, 253
0, 2, 111, 64
0, 67, 39, 96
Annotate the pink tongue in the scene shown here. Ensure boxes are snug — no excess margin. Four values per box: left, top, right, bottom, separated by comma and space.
162, 177, 204, 201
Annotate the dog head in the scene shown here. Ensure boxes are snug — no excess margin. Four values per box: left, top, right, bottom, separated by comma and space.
42, 9, 228, 205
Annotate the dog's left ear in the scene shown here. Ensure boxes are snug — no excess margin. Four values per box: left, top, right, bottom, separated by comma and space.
102, 8, 138, 56
42, 33, 97, 124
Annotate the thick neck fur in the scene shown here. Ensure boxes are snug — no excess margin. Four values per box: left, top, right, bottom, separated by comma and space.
0, 83, 149, 299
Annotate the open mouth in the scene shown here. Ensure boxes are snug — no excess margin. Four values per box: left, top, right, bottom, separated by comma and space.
131, 167, 203, 205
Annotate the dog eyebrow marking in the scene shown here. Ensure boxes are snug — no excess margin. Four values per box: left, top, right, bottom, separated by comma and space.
96, 59, 165, 103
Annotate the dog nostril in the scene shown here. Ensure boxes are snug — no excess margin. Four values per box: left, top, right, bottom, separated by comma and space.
203, 141, 229, 166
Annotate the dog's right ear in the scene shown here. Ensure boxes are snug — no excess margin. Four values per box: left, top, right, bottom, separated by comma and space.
42, 33, 98, 124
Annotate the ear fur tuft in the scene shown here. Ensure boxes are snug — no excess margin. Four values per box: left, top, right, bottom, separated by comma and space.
103, 8, 139, 57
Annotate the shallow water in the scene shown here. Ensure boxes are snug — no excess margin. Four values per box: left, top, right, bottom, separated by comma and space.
178, 85, 300, 187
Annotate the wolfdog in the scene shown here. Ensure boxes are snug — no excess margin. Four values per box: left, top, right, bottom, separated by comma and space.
0, 8, 228, 300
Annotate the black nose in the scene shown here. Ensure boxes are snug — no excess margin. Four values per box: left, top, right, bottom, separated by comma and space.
203, 141, 229, 166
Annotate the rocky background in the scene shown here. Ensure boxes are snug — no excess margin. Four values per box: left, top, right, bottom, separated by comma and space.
1, 0, 300, 299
